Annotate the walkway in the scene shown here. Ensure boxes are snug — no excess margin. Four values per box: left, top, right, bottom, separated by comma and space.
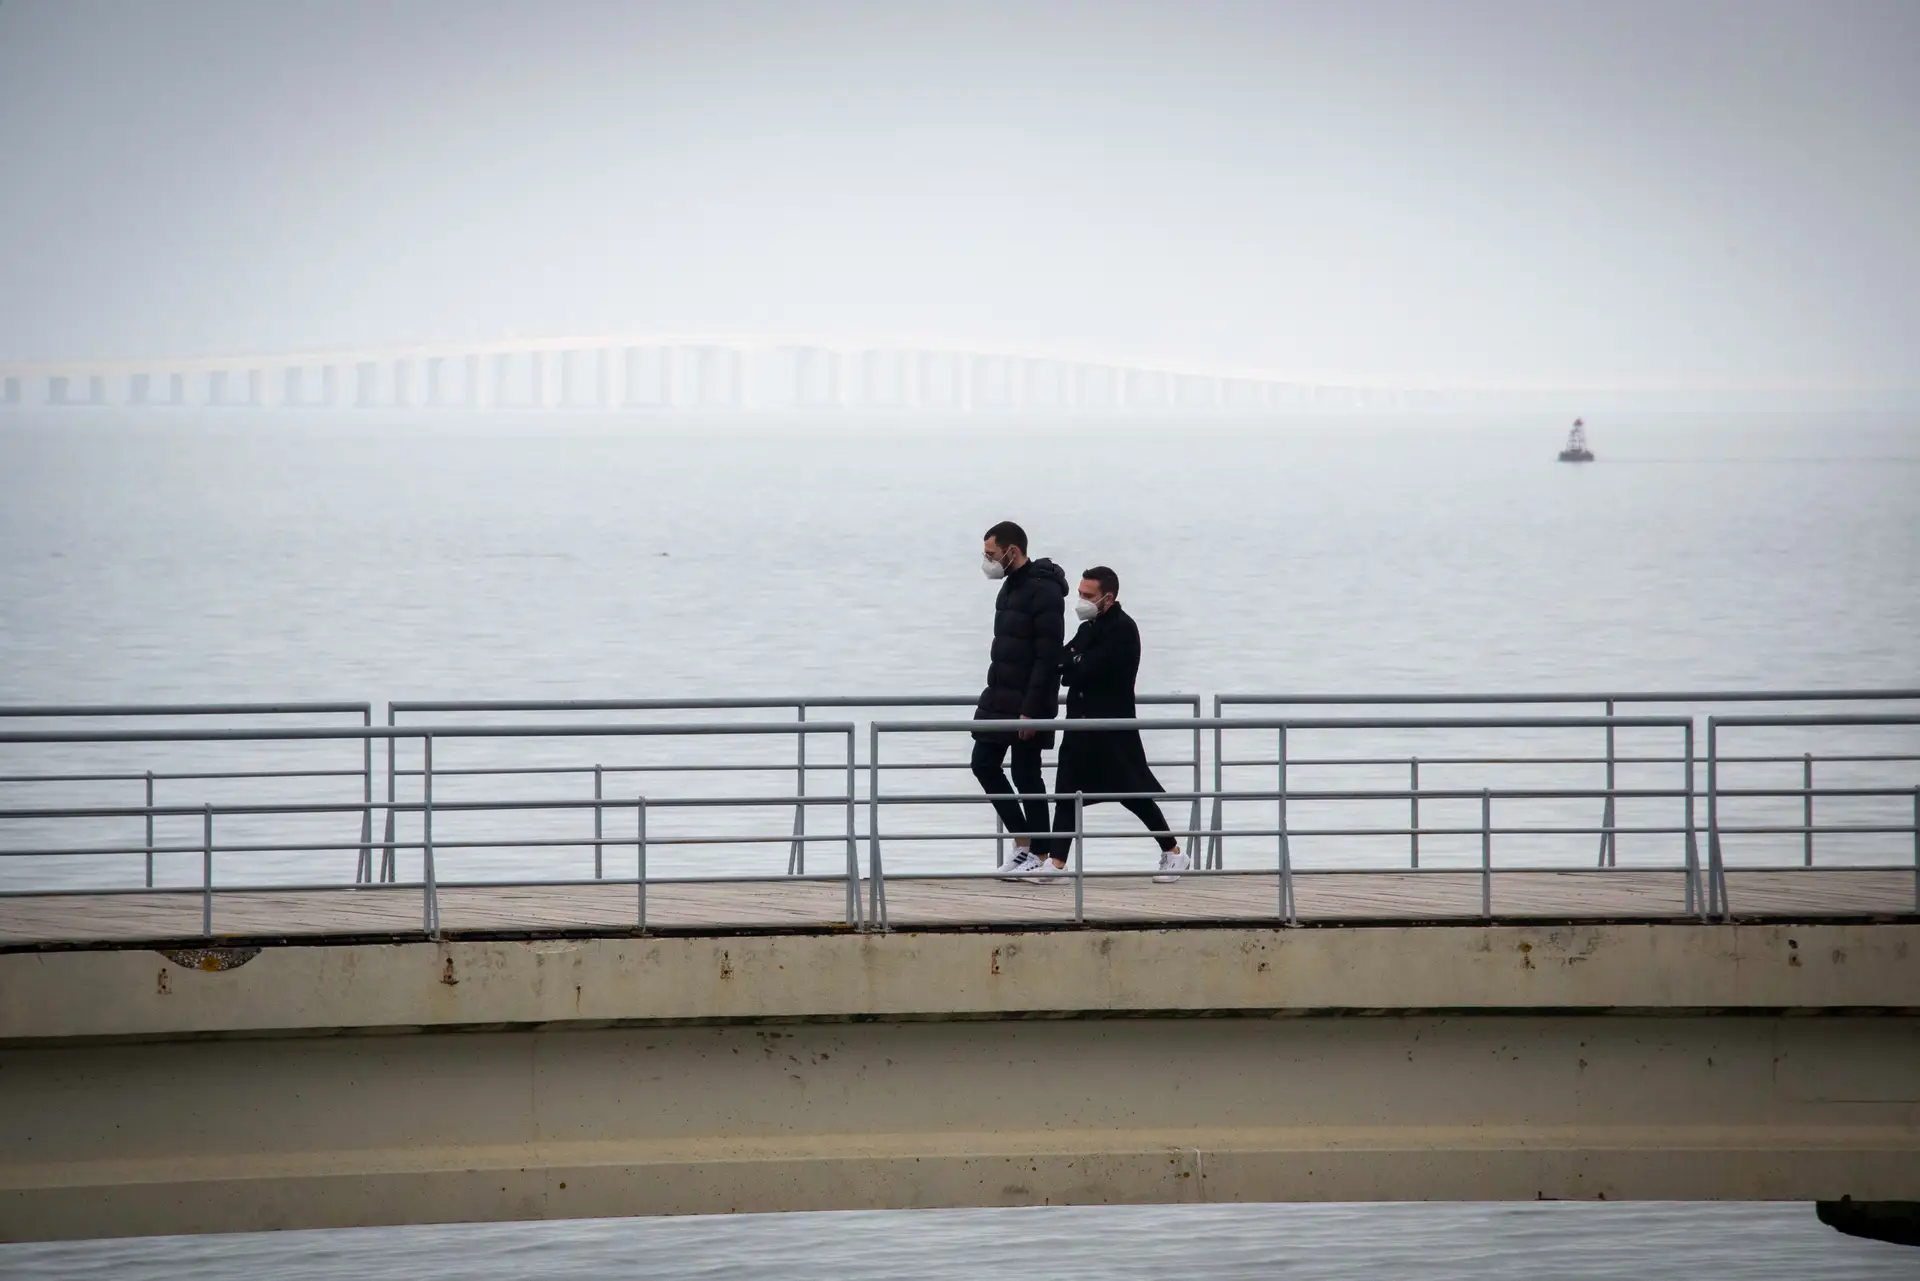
3, 868, 1909, 945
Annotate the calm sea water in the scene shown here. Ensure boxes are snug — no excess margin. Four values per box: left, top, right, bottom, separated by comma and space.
3, 413, 1917, 706
1, 411, 1917, 1273
3, 1203, 1917, 1279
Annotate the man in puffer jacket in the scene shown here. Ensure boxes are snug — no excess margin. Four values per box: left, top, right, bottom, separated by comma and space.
972, 520, 1068, 880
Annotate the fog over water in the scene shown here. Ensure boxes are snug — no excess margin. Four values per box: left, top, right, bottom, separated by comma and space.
2, 2, 1918, 394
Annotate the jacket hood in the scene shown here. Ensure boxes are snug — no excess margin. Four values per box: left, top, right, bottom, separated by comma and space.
1024, 557, 1070, 594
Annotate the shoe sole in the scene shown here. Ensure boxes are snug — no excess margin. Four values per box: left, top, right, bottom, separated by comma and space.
1151, 874, 1181, 884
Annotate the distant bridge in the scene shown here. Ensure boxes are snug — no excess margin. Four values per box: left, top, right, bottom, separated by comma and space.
0, 336, 1481, 413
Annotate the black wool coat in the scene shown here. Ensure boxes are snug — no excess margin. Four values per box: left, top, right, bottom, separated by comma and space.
972, 557, 1069, 747
1054, 602, 1164, 797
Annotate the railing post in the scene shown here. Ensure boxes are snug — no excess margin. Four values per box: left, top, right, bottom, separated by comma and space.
1597, 700, 1617, 867
1684, 722, 1704, 920
358, 709, 373, 884
994, 813, 1005, 868
789, 703, 808, 875
144, 771, 155, 889
1187, 701, 1203, 860
593, 764, 604, 880
1409, 757, 1420, 869
867, 723, 886, 930
844, 726, 861, 929
1707, 719, 1728, 922
201, 803, 214, 937
422, 734, 439, 938
1802, 753, 1814, 867
1073, 791, 1085, 925
381, 710, 398, 882
1278, 725, 1295, 926
1480, 788, 1492, 920
636, 795, 648, 934
1911, 786, 1918, 916
1207, 697, 1224, 869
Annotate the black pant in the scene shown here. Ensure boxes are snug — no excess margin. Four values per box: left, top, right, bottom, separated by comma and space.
970, 739, 1048, 840
1039, 796, 1179, 861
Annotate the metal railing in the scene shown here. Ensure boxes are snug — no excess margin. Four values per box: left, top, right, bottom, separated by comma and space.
1208, 691, 1920, 872
1707, 711, 1920, 921
0, 691, 1914, 940
0, 703, 373, 888
866, 714, 1705, 929
0, 720, 858, 937
384, 694, 1204, 879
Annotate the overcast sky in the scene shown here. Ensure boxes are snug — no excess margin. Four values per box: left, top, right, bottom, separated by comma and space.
0, 0, 1915, 389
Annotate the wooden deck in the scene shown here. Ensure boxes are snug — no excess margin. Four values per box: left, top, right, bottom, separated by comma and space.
0, 868, 1911, 944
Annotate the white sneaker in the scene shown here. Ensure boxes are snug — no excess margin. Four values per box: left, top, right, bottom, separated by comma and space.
996, 849, 1041, 881
1024, 860, 1070, 885
1153, 849, 1191, 884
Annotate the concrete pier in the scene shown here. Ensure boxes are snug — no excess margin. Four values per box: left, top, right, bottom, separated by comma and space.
2, 921, 1915, 1240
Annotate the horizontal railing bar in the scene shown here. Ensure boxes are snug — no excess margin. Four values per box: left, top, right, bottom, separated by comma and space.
1713, 786, 1920, 798
388, 757, 1203, 779
18, 820, 1917, 862
0, 770, 368, 785
0, 721, 859, 745
15, 863, 1908, 904
871, 824, 1704, 842
1713, 824, 1920, 836
872, 864, 1706, 882
1217, 690, 1920, 706
862, 787, 1692, 804
0, 882, 441, 899
1219, 754, 1920, 768
1711, 713, 1920, 727
389, 694, 1199, 713
0, 757, 1899, 789
0, 793, 859, 820
0, 829, 865, 858
0, 872, 863, 900
388, 833, 847, 852
0, 784, 1707, 821
886, 715, 1695, 733
0, 702, 372, 718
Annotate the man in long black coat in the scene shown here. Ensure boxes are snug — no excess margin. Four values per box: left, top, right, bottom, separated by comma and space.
972, 520, 1068, 879
1029, 565, 1189, 883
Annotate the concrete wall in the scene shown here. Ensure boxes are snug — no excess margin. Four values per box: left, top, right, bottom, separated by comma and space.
1, 924, 1916, 1240
3, 923, 1915, 1042
2, 1014, 1917, 1239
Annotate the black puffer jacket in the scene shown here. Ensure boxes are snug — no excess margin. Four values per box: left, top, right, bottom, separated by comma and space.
972, 557, 1069, 747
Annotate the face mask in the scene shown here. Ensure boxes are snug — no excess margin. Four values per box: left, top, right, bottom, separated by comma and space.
981, 555, 1006, 580
1074, 596, 1102, 621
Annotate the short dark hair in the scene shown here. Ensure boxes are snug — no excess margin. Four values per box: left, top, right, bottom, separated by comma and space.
1082, 565, 1119, 598
983, 521, 1028, 552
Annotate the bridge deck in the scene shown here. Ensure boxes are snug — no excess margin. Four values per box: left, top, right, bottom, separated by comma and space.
1, 868, 1911, 944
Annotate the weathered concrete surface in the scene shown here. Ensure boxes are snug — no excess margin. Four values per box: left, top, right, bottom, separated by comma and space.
2, 1015, 1917, 1240
1, 923, 1916, 1240
3, 923, 1916, 1043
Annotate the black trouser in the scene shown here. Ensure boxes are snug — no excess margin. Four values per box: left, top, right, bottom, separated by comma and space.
1039, 795, 1179, 862
970, 738, 1048, 842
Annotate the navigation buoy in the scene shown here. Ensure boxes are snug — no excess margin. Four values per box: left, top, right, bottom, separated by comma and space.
1558, 418, 1595, 463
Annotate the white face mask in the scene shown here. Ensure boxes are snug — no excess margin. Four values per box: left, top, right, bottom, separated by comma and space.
981, 554, 1007, 581
1074, 596, 1102, 621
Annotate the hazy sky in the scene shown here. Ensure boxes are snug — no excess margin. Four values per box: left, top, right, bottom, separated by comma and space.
1, 0, 1916, 388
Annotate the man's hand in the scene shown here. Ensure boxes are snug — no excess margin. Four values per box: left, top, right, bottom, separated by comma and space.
1018, 714, 1035, 741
